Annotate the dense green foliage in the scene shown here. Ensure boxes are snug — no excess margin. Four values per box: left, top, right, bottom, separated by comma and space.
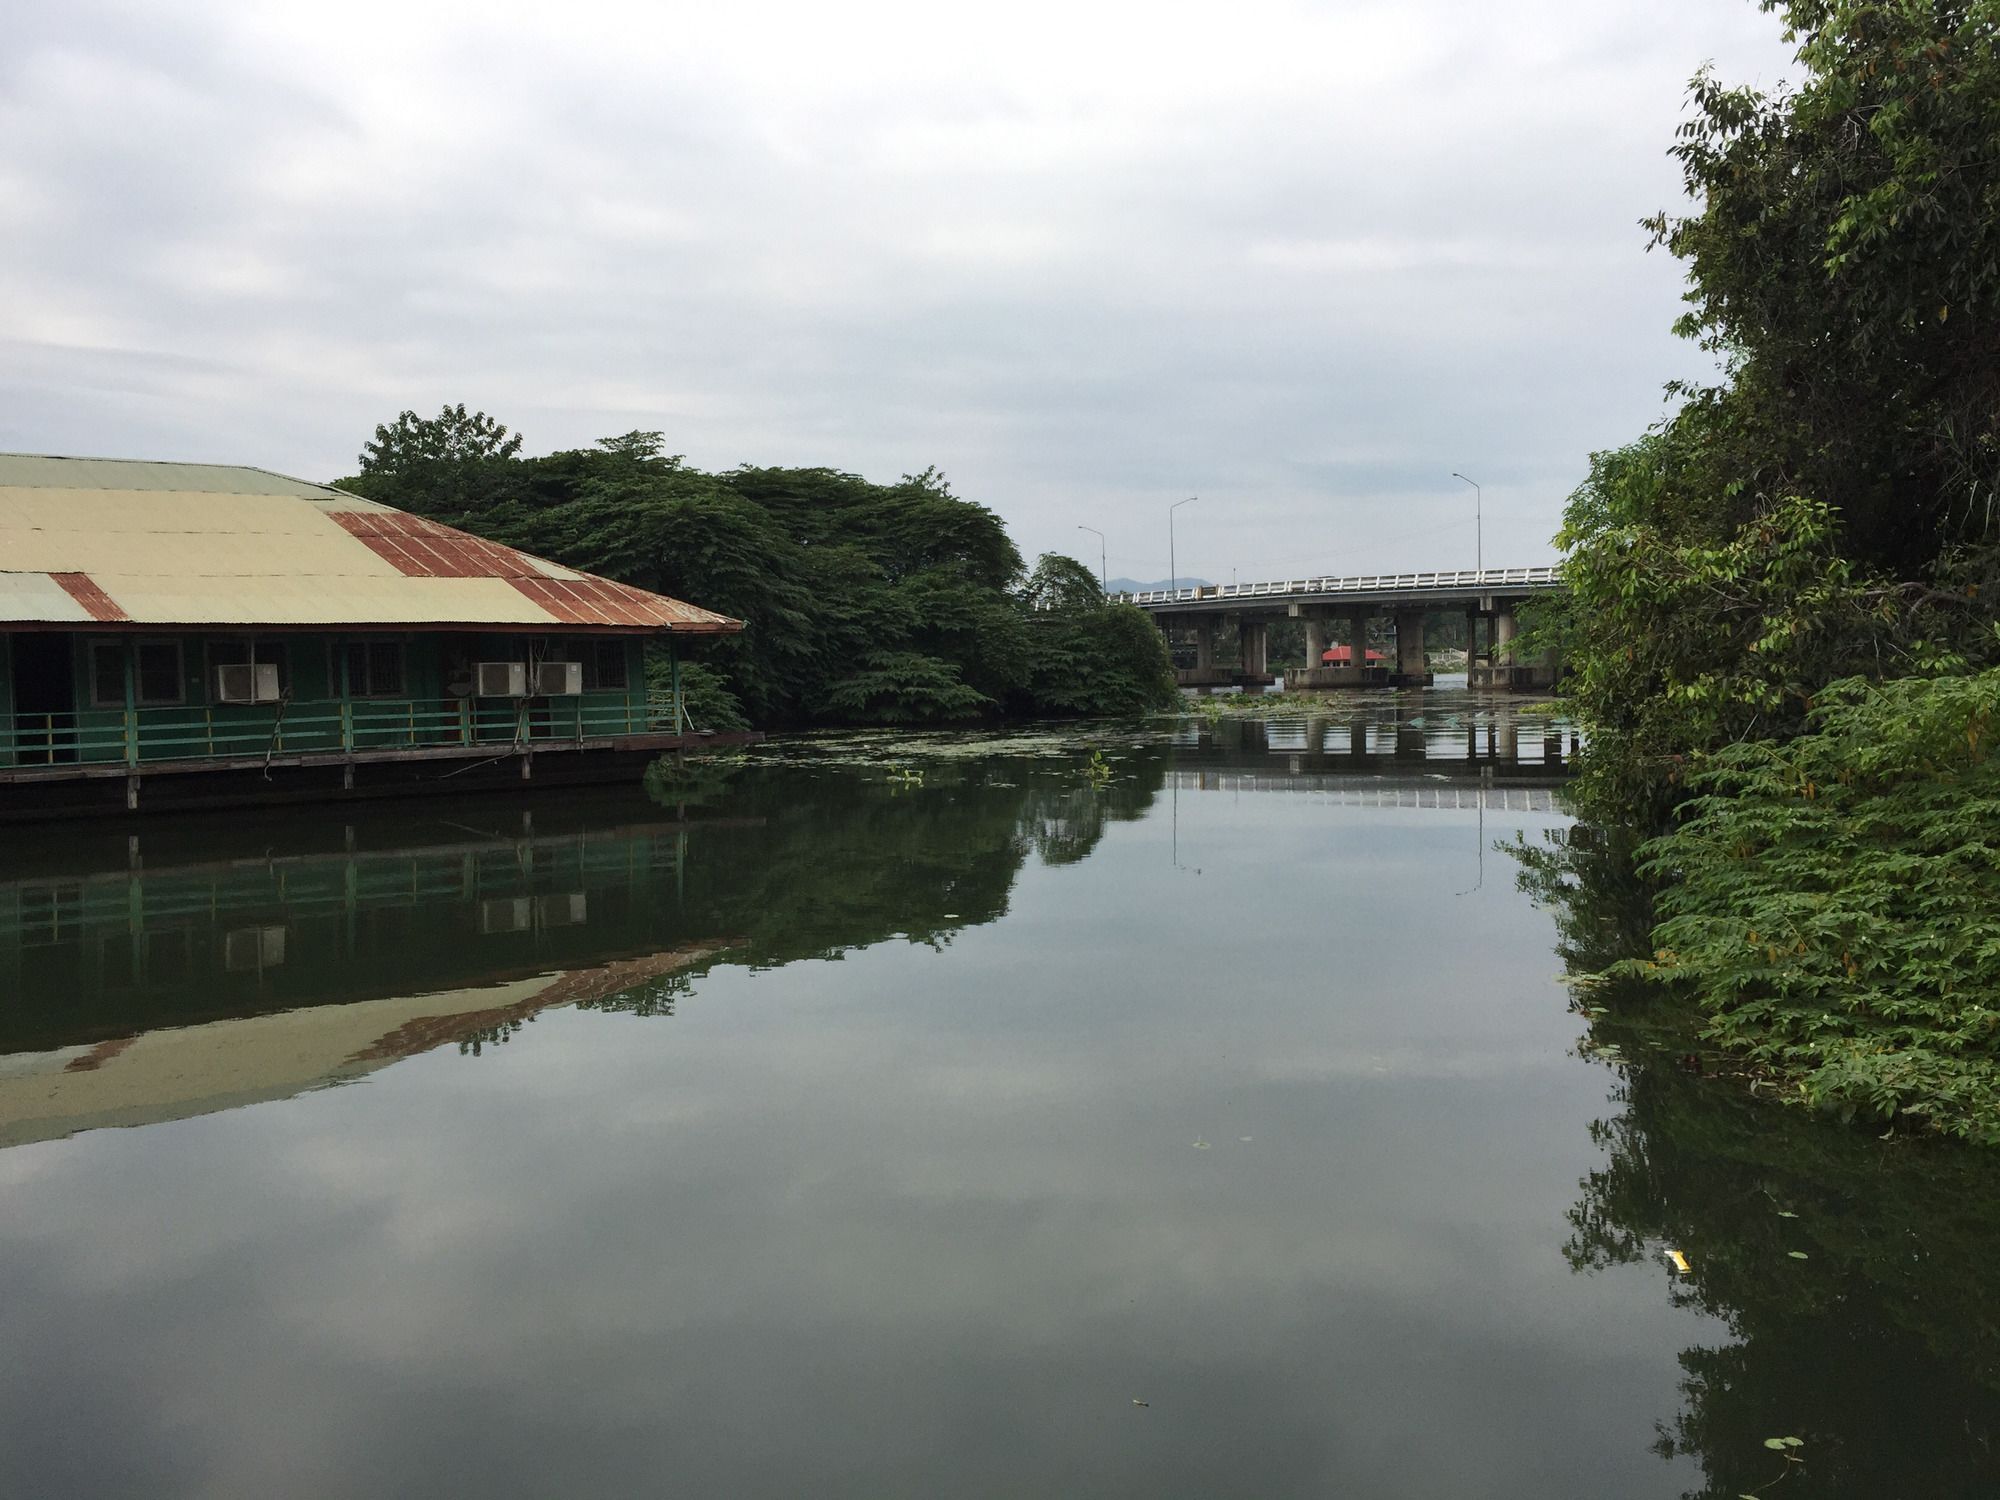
1622, 668, 2000, 1140
1551, 0, 2000, 1135
1513, 817, 2000, 1493
338, 424, 1176, 728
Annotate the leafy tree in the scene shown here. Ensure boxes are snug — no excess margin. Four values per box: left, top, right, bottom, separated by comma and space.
334, 426, 1176, 727
350, 404, 527, 519
1550, 0, 2000, 1134
1015, 553, 1180, 717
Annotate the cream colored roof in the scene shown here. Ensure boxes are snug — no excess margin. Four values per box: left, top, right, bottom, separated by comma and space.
0, 943, 727, 1150
0, 452, 740, 633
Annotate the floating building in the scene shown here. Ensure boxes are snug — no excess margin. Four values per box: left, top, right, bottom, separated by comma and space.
0, 454, 747, 816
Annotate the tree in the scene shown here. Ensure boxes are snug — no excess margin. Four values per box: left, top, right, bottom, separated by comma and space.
1560, 0, 2000, 817
1017, 553, 1104, 614
336, 417, 1174, 728
347, 404, 527, 519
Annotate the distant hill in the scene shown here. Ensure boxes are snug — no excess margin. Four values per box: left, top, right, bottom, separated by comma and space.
1105, 576, 1213, 594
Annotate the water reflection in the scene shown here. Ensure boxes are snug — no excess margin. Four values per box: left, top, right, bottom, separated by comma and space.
0, 766, 1166, 1148
4, 703, 1993, 1497
1514, 824, 2000, 1497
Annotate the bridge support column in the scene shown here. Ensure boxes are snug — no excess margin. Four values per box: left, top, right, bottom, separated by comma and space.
1239, 618, 1268, 679
1466, 608, 1483, 686
1303, 615, 1327, 670
1493, 608, 1518, 689
1347, 611, 1370, 680
1194, 617, 1216, 671
1393, 609, 1428, 685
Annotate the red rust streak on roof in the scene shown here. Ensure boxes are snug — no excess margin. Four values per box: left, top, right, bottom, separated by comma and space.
51, 572, 131, 622
323, 509, 741, 631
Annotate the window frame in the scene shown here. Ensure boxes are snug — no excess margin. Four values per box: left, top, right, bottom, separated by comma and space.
87, 640, 127, 709
332, 639, 409, 700
133, 640, 187, 707
581, 639, 630, 692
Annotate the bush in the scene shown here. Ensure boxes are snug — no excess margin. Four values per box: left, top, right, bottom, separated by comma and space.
1622, 667, 2000, 1141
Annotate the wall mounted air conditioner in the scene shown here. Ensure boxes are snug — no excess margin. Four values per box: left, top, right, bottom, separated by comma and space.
535, 661, 583, 697
475, 662, 529, 698
223, 925, 286, 971
479, 896, 533, 934
214, 663, 282, 704
536, 892, 588, 927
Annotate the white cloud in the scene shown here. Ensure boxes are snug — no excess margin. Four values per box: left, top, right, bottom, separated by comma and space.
0, 0, 1795, 576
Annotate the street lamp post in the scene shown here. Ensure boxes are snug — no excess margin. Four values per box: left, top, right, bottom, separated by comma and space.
1076, 524, 1107, 594
1451, 473, 1482, 577
1169, 496, 1197, 595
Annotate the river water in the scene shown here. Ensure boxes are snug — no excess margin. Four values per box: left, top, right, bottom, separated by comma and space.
1, 689, 1995, 1498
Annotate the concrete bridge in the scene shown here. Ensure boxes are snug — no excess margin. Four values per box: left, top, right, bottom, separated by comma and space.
1114, 567, 1563, 692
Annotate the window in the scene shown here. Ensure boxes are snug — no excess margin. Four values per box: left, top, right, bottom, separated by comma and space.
581, 640, 629, 691
207, 639, 291, 700
337, 640, 407, 698
135, 642, 185, 705
89, 641, 126, 707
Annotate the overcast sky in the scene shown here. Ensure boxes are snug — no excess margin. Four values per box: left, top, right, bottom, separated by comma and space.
0, 0, 1796, 582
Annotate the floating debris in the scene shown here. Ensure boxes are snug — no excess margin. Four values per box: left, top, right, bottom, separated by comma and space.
1192, 1138, 1211, 1150
1664, 1248, 1691, 1274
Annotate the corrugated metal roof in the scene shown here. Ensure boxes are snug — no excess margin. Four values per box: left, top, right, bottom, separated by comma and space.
0, 453, 349, 498
0, 456, 742, 634
0, 571, 92, 623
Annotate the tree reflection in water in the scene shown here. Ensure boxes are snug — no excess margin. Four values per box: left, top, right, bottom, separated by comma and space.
1513, 825, 2000, 1498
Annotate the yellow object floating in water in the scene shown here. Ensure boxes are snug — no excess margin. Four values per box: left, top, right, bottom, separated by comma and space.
1665, 1248, 1691, 1274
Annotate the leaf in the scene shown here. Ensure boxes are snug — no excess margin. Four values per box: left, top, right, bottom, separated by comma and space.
1787, 1250, 1809, 1260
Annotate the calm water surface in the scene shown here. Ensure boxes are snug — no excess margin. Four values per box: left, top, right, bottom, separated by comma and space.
1, 689, 1995, 1498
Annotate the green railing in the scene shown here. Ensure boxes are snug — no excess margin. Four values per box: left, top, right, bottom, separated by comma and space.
2, 693, 683, 770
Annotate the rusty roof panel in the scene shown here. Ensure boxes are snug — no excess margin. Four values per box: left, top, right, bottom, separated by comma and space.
509, 575, 738, 631
52, 573, 130, 623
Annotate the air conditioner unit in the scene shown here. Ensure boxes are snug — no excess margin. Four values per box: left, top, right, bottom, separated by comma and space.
224, 925, 286, 971
479, 896, 533, 934
214, 662, 282, 704
536, 892, 588, 927
475, 662, 528, 698
535, 661, 583, 697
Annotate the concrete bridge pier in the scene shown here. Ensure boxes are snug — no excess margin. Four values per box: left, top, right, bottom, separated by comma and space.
1302, 614, 1328, 670
1494, 608, 1518, 675
1194, 616, 1217, 671
1392, 609, 1431, 686
1346, 611, 1371, 682
1239, 617, 1270, 681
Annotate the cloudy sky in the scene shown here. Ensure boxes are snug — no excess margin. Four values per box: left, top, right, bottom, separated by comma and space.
1, 0, 1795, 581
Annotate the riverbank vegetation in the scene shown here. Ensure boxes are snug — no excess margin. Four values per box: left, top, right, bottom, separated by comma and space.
336, 419, 1176, 729
1551, 0, 2000, 1137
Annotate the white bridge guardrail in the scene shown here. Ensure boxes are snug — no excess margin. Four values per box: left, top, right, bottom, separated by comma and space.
1115, 565, 1561, 606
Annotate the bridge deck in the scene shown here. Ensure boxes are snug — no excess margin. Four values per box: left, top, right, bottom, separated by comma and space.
1118, 565, 1560, 610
